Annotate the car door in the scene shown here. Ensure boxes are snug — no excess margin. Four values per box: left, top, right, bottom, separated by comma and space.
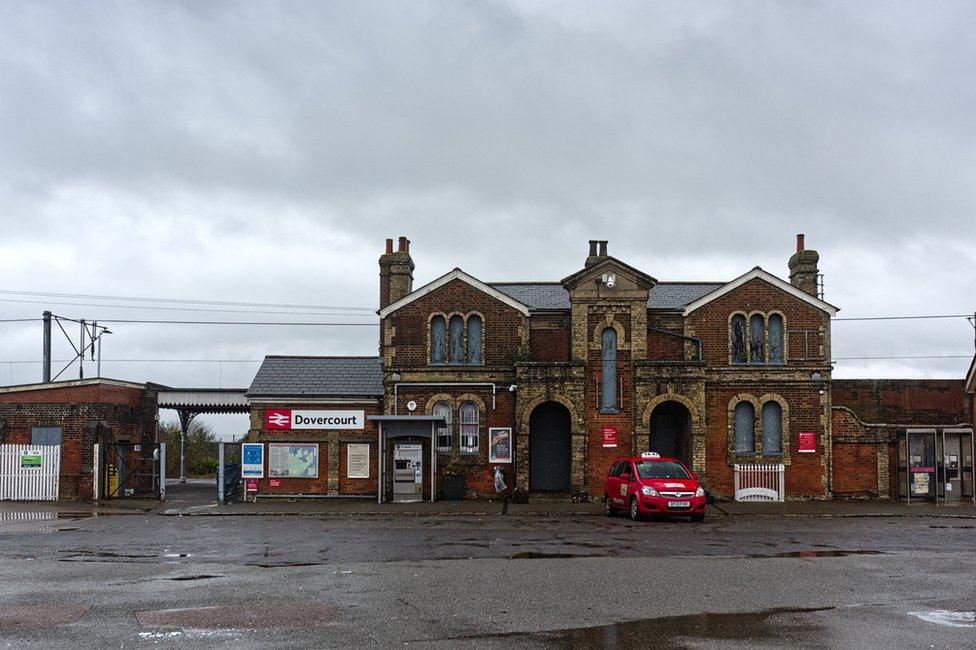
606, 461, 622, 504
617, 462, 634, 504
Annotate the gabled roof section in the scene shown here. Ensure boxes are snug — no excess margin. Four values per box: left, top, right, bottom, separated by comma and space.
682, 267, 840, 316
247, 356, 384, 398
560, 256, 657, 290
378, 268, 531, 318
966, 355, 976, 394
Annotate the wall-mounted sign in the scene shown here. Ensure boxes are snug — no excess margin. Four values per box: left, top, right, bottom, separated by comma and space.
347, 443, 370, 478
489, 428, 512, 464
265, 410, 365, 430
797, 431, 816, 453
241, 443, 265, 478
20, 450, 42, 469
245, 478, 258, 491
269, 479, 282, 487
602, 427, 618, 448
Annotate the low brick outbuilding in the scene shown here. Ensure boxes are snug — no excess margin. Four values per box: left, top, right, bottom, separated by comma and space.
0, 378, 158, 500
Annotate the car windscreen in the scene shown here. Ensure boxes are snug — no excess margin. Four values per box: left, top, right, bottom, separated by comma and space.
635, 461, 690, 479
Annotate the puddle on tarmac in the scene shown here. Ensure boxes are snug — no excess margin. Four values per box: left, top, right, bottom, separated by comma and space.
509, 552, 598, 560
907, 610, 975, 628
467, 606, 832, 648
166, 574, 222, 582
747, 549, 885, 559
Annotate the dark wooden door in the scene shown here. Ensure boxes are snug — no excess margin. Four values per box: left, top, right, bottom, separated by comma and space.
529, 402, 571, 491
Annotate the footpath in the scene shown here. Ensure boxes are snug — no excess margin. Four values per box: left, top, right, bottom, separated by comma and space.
1, 479, 974, 519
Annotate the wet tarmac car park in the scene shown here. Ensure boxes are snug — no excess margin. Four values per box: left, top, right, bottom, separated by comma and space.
0, 509, 974, 648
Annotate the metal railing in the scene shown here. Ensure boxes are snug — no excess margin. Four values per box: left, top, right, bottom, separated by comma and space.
734, 463, 785, 502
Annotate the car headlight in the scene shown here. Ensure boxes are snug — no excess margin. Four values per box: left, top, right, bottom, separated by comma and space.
695, 486, 705, 498
641, 486, 659, 497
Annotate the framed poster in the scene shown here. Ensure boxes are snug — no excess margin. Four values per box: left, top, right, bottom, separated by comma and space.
797, 432, 816, 453
602, 427, 618, 448
241, 443, 265, 478
347, 443, 370, 479
488, 428, 512, 464
268, 443, 319, 478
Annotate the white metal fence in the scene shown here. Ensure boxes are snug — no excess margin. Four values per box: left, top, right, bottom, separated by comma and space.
0, 444, 61, 501
733, 463, 785, 502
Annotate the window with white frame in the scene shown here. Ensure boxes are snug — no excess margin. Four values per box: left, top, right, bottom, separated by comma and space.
459, 401, 479, 454
433, 401, 453, 452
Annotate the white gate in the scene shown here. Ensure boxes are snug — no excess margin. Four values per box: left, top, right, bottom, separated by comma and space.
734, 463, 785, 502
0, 445, 61, 501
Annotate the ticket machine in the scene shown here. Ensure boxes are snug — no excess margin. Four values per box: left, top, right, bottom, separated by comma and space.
393, 443, 423, 503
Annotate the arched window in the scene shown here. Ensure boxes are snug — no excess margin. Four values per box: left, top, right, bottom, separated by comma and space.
731, 314, 746, 364
734, 401, 755, 455
448, 315, 464, 364
459, 401, 479, 454
601, 327, 618, 412
433, 401, 453, 452
749, 314, 765, 364
466, 315, 483, 365
761, 401, 783, 455
430, 316, 446, 364
768, 314, 784, 365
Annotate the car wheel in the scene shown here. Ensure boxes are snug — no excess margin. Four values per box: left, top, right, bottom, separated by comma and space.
629, 497, 641, 521
691, 514, 705, 522
604, 496, 614, 516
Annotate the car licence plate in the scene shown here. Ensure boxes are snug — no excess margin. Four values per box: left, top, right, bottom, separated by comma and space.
668, 500, 691, 508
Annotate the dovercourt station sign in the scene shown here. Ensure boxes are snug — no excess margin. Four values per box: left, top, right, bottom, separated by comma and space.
265, 409, 365, 430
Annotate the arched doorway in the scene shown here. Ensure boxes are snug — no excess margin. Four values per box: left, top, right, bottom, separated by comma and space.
529, 401, 572, 492
649, 401, 692, 465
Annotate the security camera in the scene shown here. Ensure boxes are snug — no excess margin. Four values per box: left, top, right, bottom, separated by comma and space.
508, 384, 517, 392
606, 274, 615, 288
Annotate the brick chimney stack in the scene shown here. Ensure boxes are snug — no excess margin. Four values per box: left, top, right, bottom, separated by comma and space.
788, 233, 820, 297
585, 240, 609, 268
379, 236, 414, 309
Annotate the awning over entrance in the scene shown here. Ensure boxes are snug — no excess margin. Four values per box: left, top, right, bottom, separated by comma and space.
368, 415, 445, 504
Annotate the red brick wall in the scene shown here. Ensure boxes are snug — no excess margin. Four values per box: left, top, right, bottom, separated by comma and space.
0, 382, 156, 499
389, 387, 517, 498
832, 442, 879, 497
249, 402, 380, 496
705, 383, 828, 498
383, 279, 527, 367
832, 379, 971, 426
689, 278, 829, 367
530, 328, 569, 361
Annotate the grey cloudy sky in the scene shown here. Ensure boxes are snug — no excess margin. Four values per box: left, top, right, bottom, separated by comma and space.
2, 1, 975, 435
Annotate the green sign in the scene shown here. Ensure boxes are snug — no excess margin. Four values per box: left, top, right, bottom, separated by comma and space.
20, 451, 42, 469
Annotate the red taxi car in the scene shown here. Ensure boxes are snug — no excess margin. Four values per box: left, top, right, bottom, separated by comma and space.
604, 452, 706, 521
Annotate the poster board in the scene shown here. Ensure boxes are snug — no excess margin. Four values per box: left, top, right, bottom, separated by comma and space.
488, 428, 512, 463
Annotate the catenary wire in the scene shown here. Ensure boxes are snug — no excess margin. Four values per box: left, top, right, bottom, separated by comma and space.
0, 289, 373, 311
0, 297, 374, 317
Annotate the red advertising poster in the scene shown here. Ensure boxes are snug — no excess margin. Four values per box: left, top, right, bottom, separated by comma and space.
602, 427, 618, 448
269, 479, 282, 487
245, 478, 258, 491
798, 431, 816, 453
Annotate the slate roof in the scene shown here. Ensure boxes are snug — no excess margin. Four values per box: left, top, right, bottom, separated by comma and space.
247, 356, 384, 397
489, 282, 725, 312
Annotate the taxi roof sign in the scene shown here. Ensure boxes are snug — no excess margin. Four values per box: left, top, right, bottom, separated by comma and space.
641, 451, 661, 458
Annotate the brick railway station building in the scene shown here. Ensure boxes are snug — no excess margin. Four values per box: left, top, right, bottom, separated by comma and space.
245, 234, 973, 503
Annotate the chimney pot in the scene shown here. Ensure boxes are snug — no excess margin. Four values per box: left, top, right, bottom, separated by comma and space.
398, 236, 407, 252
588, 240, 598, 256
598, 240, 608, 257
796, 233, 805, 253
385, 238, 394, 254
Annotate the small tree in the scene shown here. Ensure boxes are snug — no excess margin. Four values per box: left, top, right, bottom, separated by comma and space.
157, 420, 220, 478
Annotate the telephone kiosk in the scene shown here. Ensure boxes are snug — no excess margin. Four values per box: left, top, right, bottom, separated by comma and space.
393, 443, 423, 503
